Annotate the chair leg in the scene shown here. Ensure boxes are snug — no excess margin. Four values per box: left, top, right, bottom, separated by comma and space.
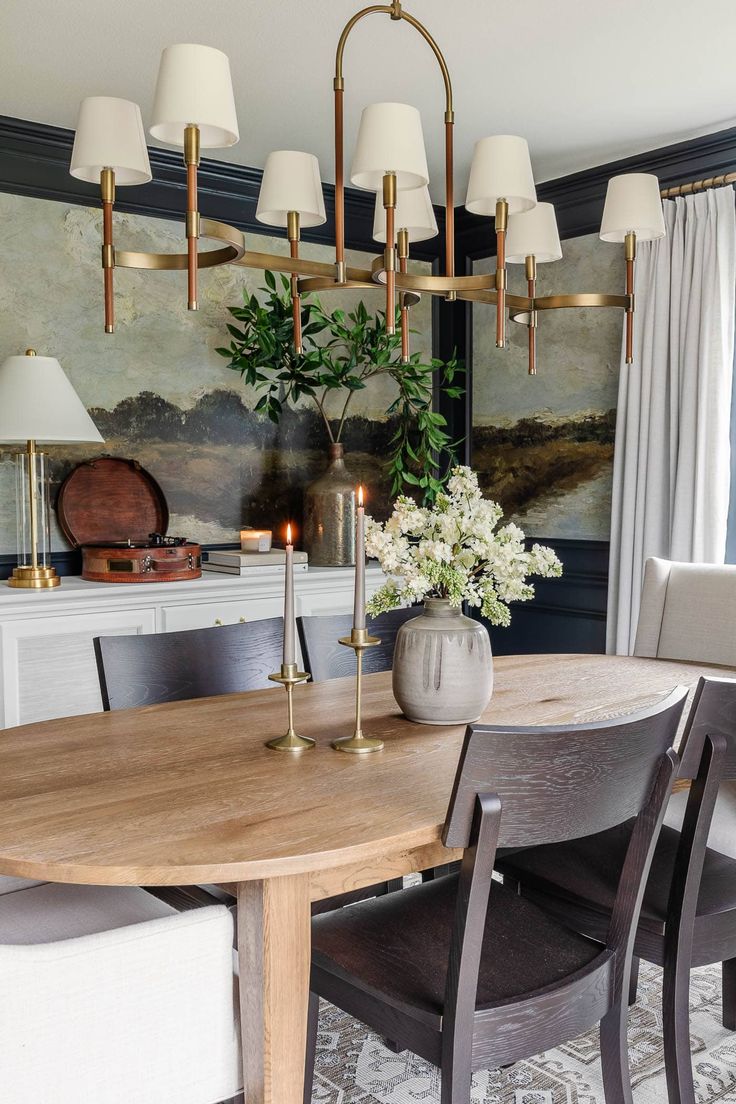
662, 951, 694, 1104
303, 991, 319, 1104
440, 1057, 472, 1104
599, 1001, 633, 1104
628, 956, 640, 1006
723, 958, 736, 1031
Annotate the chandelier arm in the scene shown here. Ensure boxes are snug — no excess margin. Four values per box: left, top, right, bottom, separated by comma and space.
526, 255, 537, 376
333, 6, 394, 279
398, 9, 455, 289
184, 125, 201, 311
100, 168, 115, 334
114, 218, 245, 271
333, 4, 455, 285
531, 292, 632, 311
398, 228, 410, 363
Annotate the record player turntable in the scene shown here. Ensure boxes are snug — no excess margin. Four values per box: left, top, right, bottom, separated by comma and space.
56, 457, 202, 583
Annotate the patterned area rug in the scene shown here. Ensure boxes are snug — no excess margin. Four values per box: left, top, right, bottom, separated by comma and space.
311, 962, 736, 1102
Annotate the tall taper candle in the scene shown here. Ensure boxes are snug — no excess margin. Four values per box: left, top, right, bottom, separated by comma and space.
353, 486, 366, 630
283, 523, 296, 666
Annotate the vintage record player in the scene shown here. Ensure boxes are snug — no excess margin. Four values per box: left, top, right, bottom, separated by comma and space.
56, 457, 202, 583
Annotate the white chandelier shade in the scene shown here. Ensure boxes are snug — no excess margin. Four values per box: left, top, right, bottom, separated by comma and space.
350, 102, 429, 191
465, 135, 537, 216
149, 44, 239, 149
372, 185, 438, 243
256, 152, 327, 229
506, 202, 563, 264
70, 97, 151, 185
0, 353, 103, 444
600, 173, 666, 242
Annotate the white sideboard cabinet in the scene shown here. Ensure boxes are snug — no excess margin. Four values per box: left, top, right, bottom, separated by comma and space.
0, 566, 385, 728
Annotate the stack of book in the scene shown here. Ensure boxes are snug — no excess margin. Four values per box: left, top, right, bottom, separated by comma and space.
202, 549, 309, 576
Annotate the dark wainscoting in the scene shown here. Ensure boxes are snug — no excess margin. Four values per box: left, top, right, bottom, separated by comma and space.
477, 539, 610, 657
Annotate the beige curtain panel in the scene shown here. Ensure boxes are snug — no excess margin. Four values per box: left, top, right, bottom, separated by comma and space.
607, 186, 736, 655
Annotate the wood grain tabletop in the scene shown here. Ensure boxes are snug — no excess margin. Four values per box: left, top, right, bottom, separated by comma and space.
0, 653, 729, 886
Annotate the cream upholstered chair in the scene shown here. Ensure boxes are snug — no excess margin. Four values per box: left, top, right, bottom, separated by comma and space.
634, 556, 736, 857
0, 881, 241, 1104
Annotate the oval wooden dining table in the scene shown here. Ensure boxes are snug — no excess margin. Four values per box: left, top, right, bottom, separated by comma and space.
0, 651, 732, 1104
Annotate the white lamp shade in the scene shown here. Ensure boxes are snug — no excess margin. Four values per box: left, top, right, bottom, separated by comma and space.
373, 185, 438, 243
256, 151, 326, 228
350, 103, 429, 191
150, 44, 239, 148
0, 354, 104, 444
506, 202, 562, 264
600, 173, 666, 242
70, 97, 151, 185
465, 135, 537, 217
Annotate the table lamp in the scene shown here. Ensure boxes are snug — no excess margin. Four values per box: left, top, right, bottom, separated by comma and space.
0, 350, 104, 588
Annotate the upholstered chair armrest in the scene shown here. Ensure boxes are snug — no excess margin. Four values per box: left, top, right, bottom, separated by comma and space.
0, 887, 241, 1103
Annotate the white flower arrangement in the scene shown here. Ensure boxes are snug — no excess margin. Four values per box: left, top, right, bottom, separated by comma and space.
365, 465, 562, 626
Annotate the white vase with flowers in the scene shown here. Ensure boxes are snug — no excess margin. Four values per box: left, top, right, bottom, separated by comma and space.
366, 466, 562, 724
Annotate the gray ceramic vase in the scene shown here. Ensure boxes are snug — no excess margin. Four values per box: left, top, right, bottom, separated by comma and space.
392, 598, 493, 725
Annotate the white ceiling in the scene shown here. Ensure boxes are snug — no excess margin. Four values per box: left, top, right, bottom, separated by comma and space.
3, 0, 736, 196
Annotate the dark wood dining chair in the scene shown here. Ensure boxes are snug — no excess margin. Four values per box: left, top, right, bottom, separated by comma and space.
94, 619, 284, 710
297, 606, 420, 682
497, 676, 736, 1104
304, 687, 687, 1104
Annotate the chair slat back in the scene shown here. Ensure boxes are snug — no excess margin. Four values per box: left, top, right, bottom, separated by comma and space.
297, 607, 420, 682
443, 688, 687, 849
94, 619, 284, 711
676, 676, 736, 781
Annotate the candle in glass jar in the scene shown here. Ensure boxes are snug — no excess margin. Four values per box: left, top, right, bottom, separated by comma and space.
353, 485, 366, 631
283, 523, 296, 666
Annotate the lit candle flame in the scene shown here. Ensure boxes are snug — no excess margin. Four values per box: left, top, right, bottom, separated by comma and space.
286, 522, 293, 545
358, 485, 364, 508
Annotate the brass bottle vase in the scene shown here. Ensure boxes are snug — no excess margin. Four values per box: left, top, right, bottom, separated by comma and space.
303, 443, 356, 567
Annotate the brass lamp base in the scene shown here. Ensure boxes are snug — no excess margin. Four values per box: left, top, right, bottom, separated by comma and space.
8, 565, 60, 589
332, 630, 384, 753
266, 664, 314, 752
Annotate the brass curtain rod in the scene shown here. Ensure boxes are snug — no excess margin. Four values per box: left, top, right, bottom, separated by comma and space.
660, 171, 736, 198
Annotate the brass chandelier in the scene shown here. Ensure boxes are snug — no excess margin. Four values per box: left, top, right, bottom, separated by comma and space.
70, 1, 666, 374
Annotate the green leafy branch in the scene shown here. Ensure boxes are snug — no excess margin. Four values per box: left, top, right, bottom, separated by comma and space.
216, 272, 464, 500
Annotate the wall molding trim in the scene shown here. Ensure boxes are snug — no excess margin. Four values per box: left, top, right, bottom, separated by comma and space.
456, 124, 736, 259
0, 114, 444, 263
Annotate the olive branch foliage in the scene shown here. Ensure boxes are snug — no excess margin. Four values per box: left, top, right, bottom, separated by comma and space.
216, 272, 464, 501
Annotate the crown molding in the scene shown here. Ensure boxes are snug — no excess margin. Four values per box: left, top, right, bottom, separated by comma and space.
0, 114, 443, 262
455, 124, 736, 260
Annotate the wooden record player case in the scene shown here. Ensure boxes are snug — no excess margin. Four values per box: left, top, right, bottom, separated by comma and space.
56, 457, 202, 583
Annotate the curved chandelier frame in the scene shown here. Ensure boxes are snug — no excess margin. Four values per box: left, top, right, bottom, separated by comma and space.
93, 0, 634, 373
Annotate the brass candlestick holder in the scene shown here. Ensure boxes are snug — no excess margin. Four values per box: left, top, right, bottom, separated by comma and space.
332, 628, 384, 753
266, 663, 314, 752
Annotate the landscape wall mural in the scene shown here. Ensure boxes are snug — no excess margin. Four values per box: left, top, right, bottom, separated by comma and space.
472, 233, 623, 540
0, 191, 432, 555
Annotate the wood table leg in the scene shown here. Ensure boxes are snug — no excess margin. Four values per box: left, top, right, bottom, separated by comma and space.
237, 874, 312, 1104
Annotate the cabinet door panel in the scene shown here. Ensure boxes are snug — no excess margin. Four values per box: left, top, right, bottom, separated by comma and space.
0, 609, 156, 727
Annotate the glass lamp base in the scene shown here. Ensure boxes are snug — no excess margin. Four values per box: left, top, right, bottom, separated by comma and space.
8, 564, 60, 589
